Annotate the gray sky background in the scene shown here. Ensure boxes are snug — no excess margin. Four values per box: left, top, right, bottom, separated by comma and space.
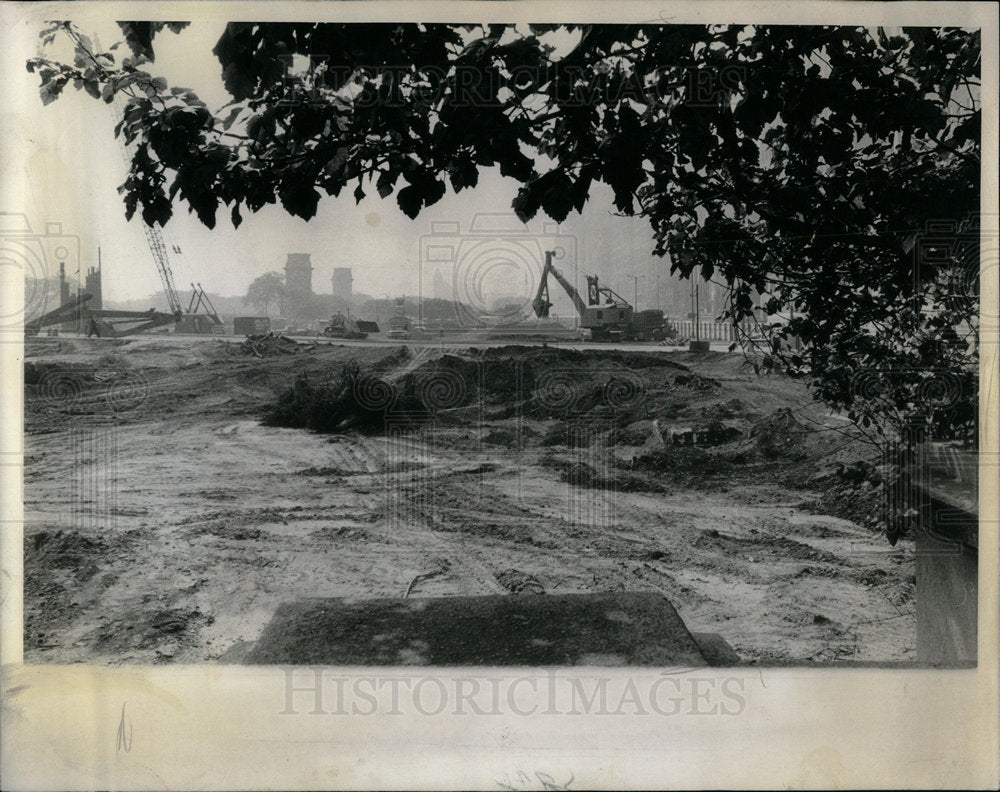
5, 16, 679, 313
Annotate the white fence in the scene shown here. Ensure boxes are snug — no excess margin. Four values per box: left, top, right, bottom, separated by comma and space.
668, 320, 741, 342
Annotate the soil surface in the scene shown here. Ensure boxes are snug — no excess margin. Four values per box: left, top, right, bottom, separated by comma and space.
22, 335, 914, 665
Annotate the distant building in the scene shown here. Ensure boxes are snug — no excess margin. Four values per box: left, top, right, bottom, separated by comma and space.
59, 262, 73, 331
85, 265, 102, 310
282, 253, 313, 317
432, 268, 449, 301
332, 267, 352, 312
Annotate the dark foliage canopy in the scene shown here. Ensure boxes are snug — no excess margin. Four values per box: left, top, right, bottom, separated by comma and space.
28, 21, 981, 450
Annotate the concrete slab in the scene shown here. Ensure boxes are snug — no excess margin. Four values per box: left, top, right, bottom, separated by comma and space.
690, 632, 742, 666
243, 592, 712, 667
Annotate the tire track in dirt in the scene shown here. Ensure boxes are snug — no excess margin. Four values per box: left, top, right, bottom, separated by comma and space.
23, 338, 917, 665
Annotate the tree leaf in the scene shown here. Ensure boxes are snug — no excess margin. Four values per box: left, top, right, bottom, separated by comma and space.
376, 171, 396, 199
396, 184, 422, 218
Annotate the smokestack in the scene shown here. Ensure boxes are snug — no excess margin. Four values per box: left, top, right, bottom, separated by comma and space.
59, 261, 69, 305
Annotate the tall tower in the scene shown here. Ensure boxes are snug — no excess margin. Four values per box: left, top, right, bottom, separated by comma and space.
331, 267, 352, 313
85, 266, 102, 309
59, 261, 69, 305
282, 253, 313, 316
59, 261, 74, 332
432, 268, 449, 301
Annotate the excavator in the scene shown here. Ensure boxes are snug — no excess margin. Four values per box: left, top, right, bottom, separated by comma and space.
532, 250, 670, 342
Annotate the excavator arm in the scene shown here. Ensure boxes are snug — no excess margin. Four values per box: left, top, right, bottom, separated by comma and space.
532, 251, 587, 318
531, 266, 552, 318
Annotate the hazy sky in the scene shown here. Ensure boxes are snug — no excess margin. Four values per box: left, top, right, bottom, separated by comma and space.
4, 15, 679, 314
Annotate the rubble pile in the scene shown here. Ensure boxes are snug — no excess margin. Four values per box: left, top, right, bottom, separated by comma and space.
239, 333, 311, 357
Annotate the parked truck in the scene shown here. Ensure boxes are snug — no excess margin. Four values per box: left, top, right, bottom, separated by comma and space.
234, 316, 271, 336
387, 314, 411, 340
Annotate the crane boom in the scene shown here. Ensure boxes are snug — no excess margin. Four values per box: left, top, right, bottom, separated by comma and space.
109, 93, 183, 317
531, 250, 666, 342
141, 222, 183, 316
532, 251, 587, 318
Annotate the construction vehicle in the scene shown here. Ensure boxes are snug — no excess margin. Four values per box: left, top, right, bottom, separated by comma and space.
108, 85, 221, 336
175, 283, 225, 334
234, 316, 271, 336
387, 315, 411, 339
323, 312, 380, 339
387, 296, 411, 339
532, 251, 671, 342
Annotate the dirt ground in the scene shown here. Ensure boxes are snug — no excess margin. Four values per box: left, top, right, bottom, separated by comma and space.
21, 335, 915, 665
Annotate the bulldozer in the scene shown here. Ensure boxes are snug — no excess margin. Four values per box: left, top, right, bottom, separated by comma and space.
322, 312, 380, 339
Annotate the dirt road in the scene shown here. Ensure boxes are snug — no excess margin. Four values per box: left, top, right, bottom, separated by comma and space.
22, 335, 914, 665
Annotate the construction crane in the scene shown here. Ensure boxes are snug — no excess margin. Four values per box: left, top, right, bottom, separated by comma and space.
187, 282, 220, 323
106, 72, 220, 333
109, 103, 226, 334
107, 94, 184, 323
26, 32, 214, 340
179, 282, 225, 334
532, 250, 670, 342
141, 223, 183, 317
